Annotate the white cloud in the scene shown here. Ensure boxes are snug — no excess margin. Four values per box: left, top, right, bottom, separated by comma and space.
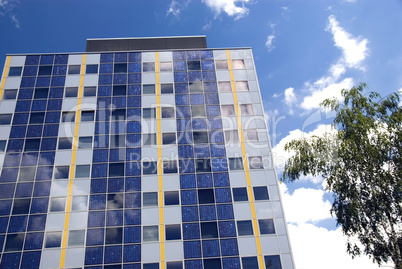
202, 0, 251, 19
265, 34, 275, 52
0, 0, 19, 28
167, 0, 191, 18
284, 87, 296, 107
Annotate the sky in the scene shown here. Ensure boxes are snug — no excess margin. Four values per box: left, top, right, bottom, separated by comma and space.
1, 0, 401, 268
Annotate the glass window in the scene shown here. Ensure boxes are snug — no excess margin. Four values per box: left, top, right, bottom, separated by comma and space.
193, 131, 208, 144
50, 197, 66, 212
34, 88, 48, 99
8, 66, 22, 76
163, 160, 177, 174
54, 165, 69, 179
3, 89, 18, 99
224, 130, 239, 143
259, 219, 275, 234
81, 111, 95, 121
215, 60, 228, 69
62, 112, 75, 122
105, 227, 122, 244
187, 61, 201, 70
166, 224, 181, 240
160, 62, 172, 72
68, 230, 85, 246
198, 189, 214, 204
143, 62, 155, 72
191, 105, 205, 117
84, 86, 96, 97
162, 133, 176, 145
111, 109, 125, 121
232, 188, 248, 202
232, 59, 246, 69
86, 64, 98, 74
75, 165, 90, 178
189, 81, 203, 93
65, 87, 78, 97
167, 261, 182, 269
78, 136, 92, 149
218, 81, 231, 92
235, 81, 249, 91
68, 65, 81, 75
0, 114, 12, 125
12, 199, 30, 214
264, 255, 282, 269
143, 161, 157, 175
24, 138, 40, 152
18, 167, 36, 182
195, 158, 211, 173
143, 133, 156, 146
58, 137, 72, 149
107, 193, 123, 209
143, 226, 158, 241
144, 263, 159, 269
110, 134, 125, 147
72, 196, 88, 211
240, 104, 254, 115
244, 129, 258, 141
114, 63, 127, 73
229, 157, 244, 170
113, 85, 126, 96
143, 84, 155, 94
29, 112, 45, 124
253, 186, 269, 200
38, 66, 52, 76
4, 233, 24, 251
109, 163, 124, 177
143, 108, 156, 119
0, 140, 6, 152
161, 83, 174, 94
237, 220, 254, 236
45, 232, 62, 248
242, 257, 258, 269
249, 156, 263, 169
164, 191, 179, 205
162, 107, 175, 118
221, 105, 235, 116
201, 222, 218, 239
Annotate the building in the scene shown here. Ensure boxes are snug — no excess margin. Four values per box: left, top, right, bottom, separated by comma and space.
0, 36, 294, 269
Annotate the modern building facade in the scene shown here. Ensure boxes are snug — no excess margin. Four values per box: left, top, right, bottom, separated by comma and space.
0, 36, 294, 269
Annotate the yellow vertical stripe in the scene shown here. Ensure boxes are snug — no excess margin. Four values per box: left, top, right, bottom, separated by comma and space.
156, 52, 165, 267
0, 56, 11, 101
227, 50, 264, 268
60, 54, 86, 268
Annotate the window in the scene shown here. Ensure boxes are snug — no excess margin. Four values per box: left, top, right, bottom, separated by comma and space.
143, 161, 157, 175
4, 233, 24, 251
75, 165, 90, 178
65, 87, 78, 97
162, 107, 175, 118
62, 112, 75, 122
144, 263, 159, 269
86, 64, 98, 74
114, 63, 127, 73
249, 156, 263, 169
106, 227, 123, 244
143, 62, 155, 72
235, 81, 249, 91
143, 192, 158, 207
258, 219, 275, 234
72, 196, 88, 211
215, 60, 228, 69
193, 131, 208, 144
0, 114, 12, 125
68, 65, 81, 75
224, 130, 239, 143
58, 137, 72, 149
54, 166, 69, 179
143, 84, 155, 94
189, 81, 203, 93
29, 112, 45, 124
164, 191, 179, 205
253, 186, 269, 200
166, 224, 181, 240
0, 140, 6, 152
218, 81, 231, 92
242, 257, 258, 269
232, 188, 248, 202
113, 85, 126, 96
3, 89, 17, 99
45, 232, 62, 248
18, 167, 36, 182
8, 66, 22, 76
12, 199, 30, 214
167, 261, 182, 269
81, 111, 95, 121
221, 105, 235, 116
143, 226, 158, 241
84, 86, 96, 97
229, 157, 244, 170
264, 255, 282, 269
24, 138, 40, 152
111, 109, 125, 121
187, 61, 201, 70
50, 197, 66, 212
143, 108, 156, 119
68, 230, 85, 246
161, 83, 174, 94
240, 104, 254, 115
163, 160, 177, 174
198, 189, 214, 204
107, 193, 123, 208
232, 59, 246, 69
162, 133, 176, 145
191, 105, 205, 117
78, 136, 92, 149
34, 88, 48, 99
38, 66, 52, 76
143, 133, 156, 146
201, 222, 218, 239
237, 220, 254, 236
244, 129, 258, 141
160, 62, 172, 72
110, 134, 125, 147
109, 163, 124, 177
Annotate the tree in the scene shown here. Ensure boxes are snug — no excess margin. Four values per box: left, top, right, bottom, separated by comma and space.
281, 83, 402, 268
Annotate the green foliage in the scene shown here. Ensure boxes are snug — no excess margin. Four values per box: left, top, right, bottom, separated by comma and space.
282, 83, 402, 268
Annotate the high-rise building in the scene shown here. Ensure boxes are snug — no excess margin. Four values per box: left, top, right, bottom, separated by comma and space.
0, 36, 294, 269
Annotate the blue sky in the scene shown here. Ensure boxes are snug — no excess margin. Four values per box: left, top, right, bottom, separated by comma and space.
1, 0, 401, 268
